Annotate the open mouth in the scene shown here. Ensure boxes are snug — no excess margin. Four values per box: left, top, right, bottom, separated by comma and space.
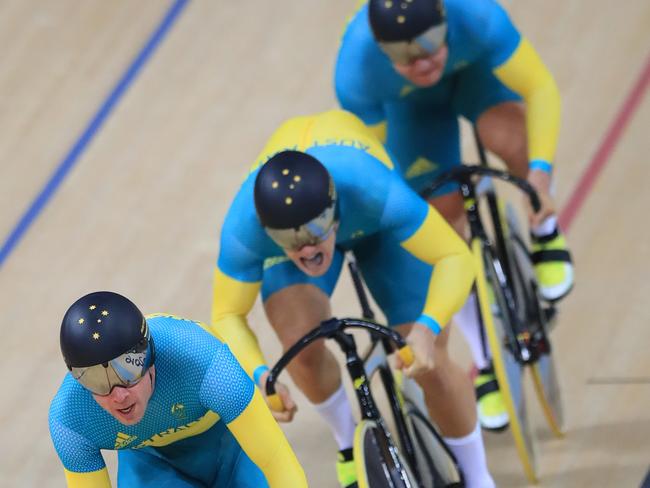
118, 404, 135, 415
301, 252, 324, 267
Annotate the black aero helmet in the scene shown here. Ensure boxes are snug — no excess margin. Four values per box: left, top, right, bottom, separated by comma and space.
369, 0, 447, 65
254, 150, 337, 250
60, 291, 155, 395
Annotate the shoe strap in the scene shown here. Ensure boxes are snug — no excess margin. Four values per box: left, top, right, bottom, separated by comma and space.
338, 447, 354, 462
478, 365, 494, 375
476, 378, 499, 400
531, 227, 560, 244
531, 249, 572, 264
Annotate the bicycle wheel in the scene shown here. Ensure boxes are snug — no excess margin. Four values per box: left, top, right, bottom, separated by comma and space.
404, 400, 464, 487
472, 238, 539, 483
506, 208, 565, 437
354, 420, 416, 488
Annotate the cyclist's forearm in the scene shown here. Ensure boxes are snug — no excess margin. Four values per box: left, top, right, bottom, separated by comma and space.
420, 255, 475, 329
211, 268, 267, 377
227, 389, 308, 487
400, 206, 475, 328
64, 468, 111, 488
494, 37, 561, 169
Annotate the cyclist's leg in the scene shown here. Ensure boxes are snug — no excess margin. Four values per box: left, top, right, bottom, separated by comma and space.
262, 251, 357, 487
117, 448, 201, 488
456, 63, 574, 301
221, 449, 270, 488
356, 234, 494, 488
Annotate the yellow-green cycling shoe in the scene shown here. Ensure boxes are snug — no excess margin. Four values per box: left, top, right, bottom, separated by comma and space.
531, 228, 574, 302
336, 448, 358, 488
475, 366, 509, 431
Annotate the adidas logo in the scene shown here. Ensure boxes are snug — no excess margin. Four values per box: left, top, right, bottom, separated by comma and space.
114, 432, 138, 449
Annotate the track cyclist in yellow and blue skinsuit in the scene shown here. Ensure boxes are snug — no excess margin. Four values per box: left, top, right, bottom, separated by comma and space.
335, 0, 574, 432
212, 109, 495, 487
49, 291, 307, 488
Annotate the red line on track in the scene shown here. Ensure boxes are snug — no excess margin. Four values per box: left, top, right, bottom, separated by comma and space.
559, 51, 650, 232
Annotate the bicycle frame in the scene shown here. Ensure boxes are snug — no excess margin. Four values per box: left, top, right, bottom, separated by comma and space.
346, 253, 462, 487
425, 163, 550, 365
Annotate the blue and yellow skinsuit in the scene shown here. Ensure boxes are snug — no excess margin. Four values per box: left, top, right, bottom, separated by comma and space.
335, 0, 561, 195
212, 109, 474, 379
49, 315, 307, 488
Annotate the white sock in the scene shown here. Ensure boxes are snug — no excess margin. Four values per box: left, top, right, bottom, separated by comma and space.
312, 383, 356, 450
532, 214, 558, 237
444, 422, 495, 488
454, 293, 490, 370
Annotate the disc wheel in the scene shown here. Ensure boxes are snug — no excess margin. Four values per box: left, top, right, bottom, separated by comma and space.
472, 238, 539, 484
508, 224, 565, 437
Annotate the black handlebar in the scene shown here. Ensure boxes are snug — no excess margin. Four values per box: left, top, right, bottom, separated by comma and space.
265, 317, 407, 397
421, 165, 541, 213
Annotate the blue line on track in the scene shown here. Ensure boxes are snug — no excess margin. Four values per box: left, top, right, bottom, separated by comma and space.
0, 0, 189, 269
641, 468, 650, 488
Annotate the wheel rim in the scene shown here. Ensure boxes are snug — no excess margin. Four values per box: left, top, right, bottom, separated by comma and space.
354, 420, 416, 488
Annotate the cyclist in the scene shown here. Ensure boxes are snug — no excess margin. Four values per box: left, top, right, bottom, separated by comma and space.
334, 0, 574, 431
212, 109, 495, 488
49, 291, 307, 487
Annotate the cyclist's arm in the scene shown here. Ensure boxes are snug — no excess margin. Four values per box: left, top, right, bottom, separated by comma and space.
493, 37, 561, 172
202, 344, 307, 487
211, 267, 267, 381
50, 418, 111, 488
400, 206, 475, 333
63, 469, 111, 488
478, 0, 560, 171
227, 389, 308, 487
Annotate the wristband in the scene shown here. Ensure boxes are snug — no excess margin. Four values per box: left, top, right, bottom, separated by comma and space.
253, 365, 270, 387
529, 159, 553, 174
416, 314, 442, 335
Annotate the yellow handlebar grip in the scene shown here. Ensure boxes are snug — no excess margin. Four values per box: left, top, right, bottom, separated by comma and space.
397, 345, 414, 367
267, 393, 285, 412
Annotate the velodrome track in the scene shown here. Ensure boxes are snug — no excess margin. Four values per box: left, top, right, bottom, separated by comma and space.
1, 1, 649, 486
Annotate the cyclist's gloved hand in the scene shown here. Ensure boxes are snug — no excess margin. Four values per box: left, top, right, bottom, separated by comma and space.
526, 169, 555, 227
397, 323, 437, 378
259, 371, 298, 422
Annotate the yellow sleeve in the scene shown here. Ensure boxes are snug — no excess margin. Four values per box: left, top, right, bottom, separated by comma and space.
210, 268, 267, 379
493, 37, 561, 167
227, 389, 308, 487
400, 206, 475, 331
368, 120, 387, 144
64, 468, 111, 488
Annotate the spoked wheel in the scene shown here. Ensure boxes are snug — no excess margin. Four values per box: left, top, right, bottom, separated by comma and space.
472, 238, 539, 484
354, 420, 417, 488
507, 215, 565, 437
404, 401, 464, 487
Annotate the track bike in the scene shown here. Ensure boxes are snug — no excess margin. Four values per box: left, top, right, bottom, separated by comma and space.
423, 134, 565, 483
265, 257, 464, 487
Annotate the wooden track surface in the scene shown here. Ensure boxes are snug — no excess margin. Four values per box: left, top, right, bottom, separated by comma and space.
1, 1, 649, 486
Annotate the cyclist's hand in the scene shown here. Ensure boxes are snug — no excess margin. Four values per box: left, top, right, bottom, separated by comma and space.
259, 371, 298, 423
397, 323, 436, 377
526, 169, 555, 227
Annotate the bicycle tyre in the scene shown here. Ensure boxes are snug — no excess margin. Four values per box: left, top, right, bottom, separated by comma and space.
354, 420, 417, 488
472, 238, 539, 483
506, 209, 565, 436
404, 400, 464, 487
